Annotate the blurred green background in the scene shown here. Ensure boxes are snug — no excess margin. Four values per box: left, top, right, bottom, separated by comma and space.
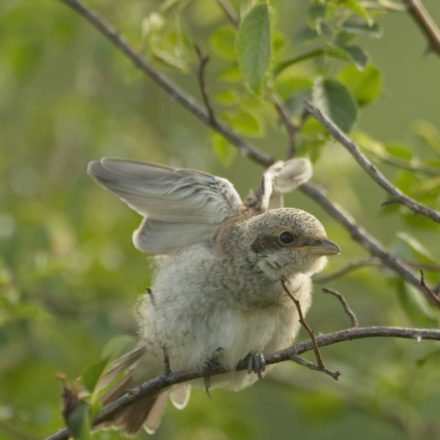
1, 1, 440, 439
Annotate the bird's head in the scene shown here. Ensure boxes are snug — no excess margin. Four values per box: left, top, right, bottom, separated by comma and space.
243, 208, 340, 280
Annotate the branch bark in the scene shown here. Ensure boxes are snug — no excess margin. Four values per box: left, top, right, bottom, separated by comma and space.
46, 326, 440, 440
305, 102, 440, 224
405, 0, 440, 55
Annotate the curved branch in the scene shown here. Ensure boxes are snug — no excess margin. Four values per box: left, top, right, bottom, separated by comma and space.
305, 102, 440, 224
46, 326, 440, 440
58, 0, 273, 167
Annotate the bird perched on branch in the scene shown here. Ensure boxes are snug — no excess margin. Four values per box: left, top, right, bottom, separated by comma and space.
88, 157, 339, 435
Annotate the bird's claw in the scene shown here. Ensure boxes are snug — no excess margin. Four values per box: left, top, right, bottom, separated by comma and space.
243, 351, 266, 380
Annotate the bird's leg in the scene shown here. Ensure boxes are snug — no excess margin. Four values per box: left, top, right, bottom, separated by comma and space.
241, 351, 266, 380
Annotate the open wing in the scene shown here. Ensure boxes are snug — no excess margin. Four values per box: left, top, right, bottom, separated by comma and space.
88, 158, 242, 254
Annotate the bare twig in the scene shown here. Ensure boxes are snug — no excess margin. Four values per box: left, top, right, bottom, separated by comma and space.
281, 277, 340, 379
46, 325, 440, 440
215, 0, 239, 27
314, 257, 382, 283
290, 354, 341, 380
322, 288, 359, 327
300, 182, 438, 306
305, 101, 440, 224
194, 45, 216, 124
405, 0, 440, 55
420, 270, 440, 305
269, 93, 299, 158
58, 0, 273, 167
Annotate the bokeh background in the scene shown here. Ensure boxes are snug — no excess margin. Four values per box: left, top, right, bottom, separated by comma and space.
1, 1, 440, 439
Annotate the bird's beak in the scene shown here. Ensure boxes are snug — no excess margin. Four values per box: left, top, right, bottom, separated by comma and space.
303, 239, 340, 256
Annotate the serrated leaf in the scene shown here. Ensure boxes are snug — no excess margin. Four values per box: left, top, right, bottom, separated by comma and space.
236, 3, 271, 91
209, 25, 236, 61
313, 78, 358, 132
212, 133, 237, 167
67, 401, 90, 440
81, 357, 110, 394
337, 64, 382, 106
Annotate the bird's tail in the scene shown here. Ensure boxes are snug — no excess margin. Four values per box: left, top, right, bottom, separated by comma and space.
97, 346, 190, 435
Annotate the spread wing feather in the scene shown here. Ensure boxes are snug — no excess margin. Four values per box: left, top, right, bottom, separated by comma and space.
88, 158, 242, 253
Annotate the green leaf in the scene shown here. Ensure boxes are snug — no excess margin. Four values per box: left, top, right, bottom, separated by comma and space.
340, 0, 372, 23
396, 232, 436, 265
313, 78, 358, 132
413, 120, 440, 155
81, 357, 110, 394
236, 3, 272, 91
67, 401, 90, 440
215, 89, 241, 106
101, 334, 136, 359
227, 110, 264, 138
218, 63, 242, 83
342, 18, 382, 37
209, 25, 236, 61
212, 133, 237, 167
385, 142, 413, 161
333, 43, 368, 70
337, 64, 382, 106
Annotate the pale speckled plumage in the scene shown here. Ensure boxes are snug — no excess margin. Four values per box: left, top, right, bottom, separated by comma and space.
88, 157, 339, 435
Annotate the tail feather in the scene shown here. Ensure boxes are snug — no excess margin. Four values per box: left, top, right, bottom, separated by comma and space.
97, 346, 171, 436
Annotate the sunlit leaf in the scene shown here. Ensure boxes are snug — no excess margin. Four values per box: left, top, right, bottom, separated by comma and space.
337, 64, 382, 106
236, 3, 271, 91
228, 110, 264, 138
209, 25, 236, 61
313, 78, 358, 132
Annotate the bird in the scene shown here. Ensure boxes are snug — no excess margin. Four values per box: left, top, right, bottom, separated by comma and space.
87, 157, 340, 435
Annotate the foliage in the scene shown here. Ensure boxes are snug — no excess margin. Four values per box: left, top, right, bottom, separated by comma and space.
1, 0, 439, 439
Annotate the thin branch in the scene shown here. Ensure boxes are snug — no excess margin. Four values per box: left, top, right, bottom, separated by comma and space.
46, 325, 440, 440
290, 354, 340, 380
420, 270, 440, 304
194, 45, 216, 124
314, 257, 382, 283
281, 277, 340, 379
305, 102, 440, 224
300, 182, 438, 305
322, 288, 359, 327
269, 93, 300, 158
58, 0, 273, 167
215, 0, 239, 27
405, 0, 440, 55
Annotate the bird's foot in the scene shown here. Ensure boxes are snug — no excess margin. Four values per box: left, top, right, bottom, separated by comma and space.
204, 347, 224, 369
242, 351, 266, 380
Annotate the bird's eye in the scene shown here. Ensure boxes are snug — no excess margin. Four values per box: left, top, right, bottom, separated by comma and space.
278, 231, 295, 245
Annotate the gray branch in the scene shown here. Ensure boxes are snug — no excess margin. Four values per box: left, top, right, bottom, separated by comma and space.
46, 326, 440, 440
305, 102, 440, 224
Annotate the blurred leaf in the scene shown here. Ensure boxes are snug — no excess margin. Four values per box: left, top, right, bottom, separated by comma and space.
416, 350, 440, 367
209, 25, 236, 61
337, 64, 382, 106
285, 90, 312, 116
218, 63, 242, 83
101, 334, 137, 359
67, 401, 90, 440
333, 43, 368, 70
81, 357, 110, 394
215, 89, 241, 106
341, 18, 382, 37
385, 142, 413, 161
395, 232, 436, 265
236, 3, 271, 91
339, 0, 372, 23
212, 133, 238, 167
313, 78, 358, 132
228, 110, 264, 137
275, 76, 313, 100
412, 120, 440, 156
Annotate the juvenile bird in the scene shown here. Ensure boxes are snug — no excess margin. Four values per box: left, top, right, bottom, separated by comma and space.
88, 157, 339, 435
